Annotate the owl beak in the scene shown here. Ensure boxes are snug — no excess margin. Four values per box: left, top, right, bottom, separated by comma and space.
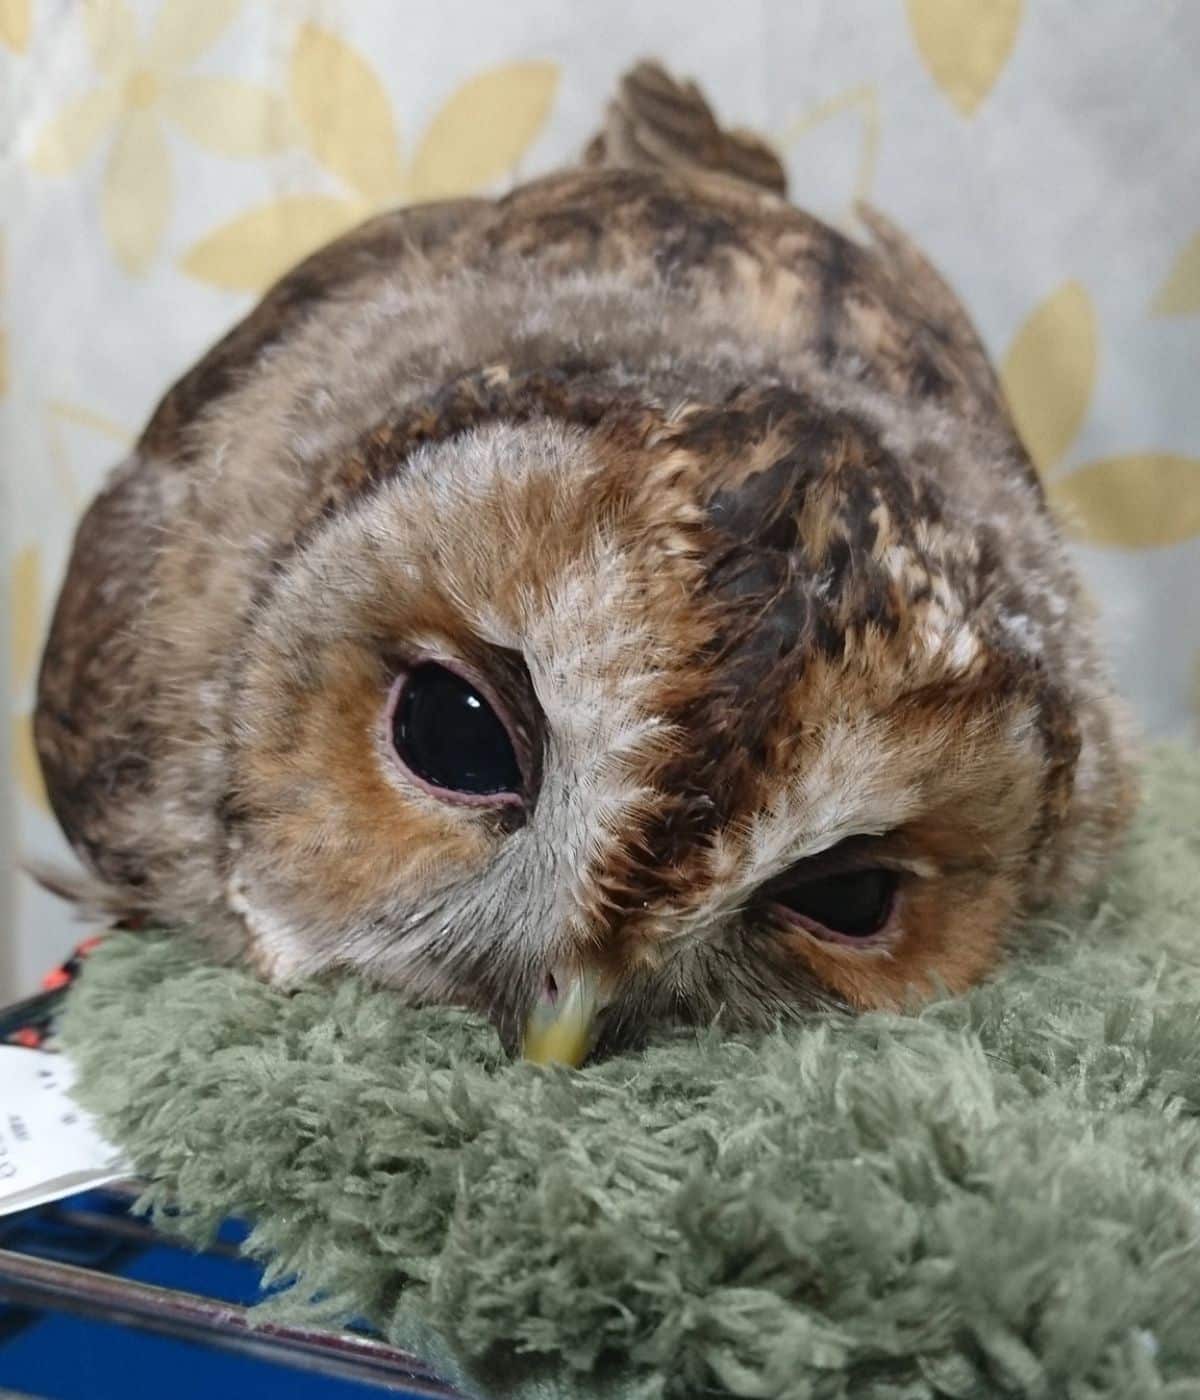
520, 966, 604, 1068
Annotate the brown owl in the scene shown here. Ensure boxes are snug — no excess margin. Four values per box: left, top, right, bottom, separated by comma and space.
36, 63, 1136, 1065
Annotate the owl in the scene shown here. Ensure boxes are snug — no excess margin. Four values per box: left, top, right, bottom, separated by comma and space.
36, 63, 1136, 1065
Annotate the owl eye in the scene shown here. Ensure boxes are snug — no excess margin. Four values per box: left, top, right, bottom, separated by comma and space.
390, 663, 523, 802
770, 868, 898, 942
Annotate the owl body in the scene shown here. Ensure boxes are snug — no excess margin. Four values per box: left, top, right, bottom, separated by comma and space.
36, 66, 1135, 1059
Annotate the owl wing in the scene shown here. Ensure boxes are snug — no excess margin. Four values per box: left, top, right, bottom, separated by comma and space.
854, 201, 1010, 423
34, 453, 170, 896
35, 199, 486, 894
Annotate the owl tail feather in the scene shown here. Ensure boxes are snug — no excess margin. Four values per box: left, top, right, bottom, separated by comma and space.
583, 61, 787, 197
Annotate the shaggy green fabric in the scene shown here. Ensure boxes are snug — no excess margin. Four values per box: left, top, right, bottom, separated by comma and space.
59, 747, 1200, 1400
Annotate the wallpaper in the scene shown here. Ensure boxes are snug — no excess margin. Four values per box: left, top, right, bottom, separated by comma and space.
3, 0, 1198, 993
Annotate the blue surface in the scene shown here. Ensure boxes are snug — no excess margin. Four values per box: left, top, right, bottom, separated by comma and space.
0, 1191, 434, 1399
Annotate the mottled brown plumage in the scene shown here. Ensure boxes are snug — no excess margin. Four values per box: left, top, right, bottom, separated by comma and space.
36, 63, 1136, 1060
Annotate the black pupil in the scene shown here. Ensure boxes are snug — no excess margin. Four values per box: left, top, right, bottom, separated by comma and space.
393, 664, 522, 796
776, 868, 897, 937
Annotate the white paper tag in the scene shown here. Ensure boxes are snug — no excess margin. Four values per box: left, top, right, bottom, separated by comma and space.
0, 1046, 133, 1217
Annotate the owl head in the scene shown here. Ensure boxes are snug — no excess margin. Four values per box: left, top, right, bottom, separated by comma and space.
216, 364, 1108, 1064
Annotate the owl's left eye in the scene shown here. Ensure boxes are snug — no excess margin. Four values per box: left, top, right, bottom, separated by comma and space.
769, 867, 898, 943
389, 663, 524, 804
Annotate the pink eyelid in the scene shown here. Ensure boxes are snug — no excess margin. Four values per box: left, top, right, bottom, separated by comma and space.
382, 658, 527, 809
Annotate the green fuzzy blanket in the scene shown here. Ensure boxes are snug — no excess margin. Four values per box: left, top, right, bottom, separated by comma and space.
60, 747, 1200, 1400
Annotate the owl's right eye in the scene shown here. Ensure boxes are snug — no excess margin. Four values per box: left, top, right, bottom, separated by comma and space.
389, 663, 524, 805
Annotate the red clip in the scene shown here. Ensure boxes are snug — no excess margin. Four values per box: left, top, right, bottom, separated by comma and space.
75, 936, 104, 957
11, 1027, 43, 1049
40, 966, 72, 993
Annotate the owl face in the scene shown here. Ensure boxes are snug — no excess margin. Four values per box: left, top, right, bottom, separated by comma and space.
225, 381, 1058, 1062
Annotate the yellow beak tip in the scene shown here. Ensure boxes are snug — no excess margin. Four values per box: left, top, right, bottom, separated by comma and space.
520, 1023, 591, 1068
520, 969, 602, 1067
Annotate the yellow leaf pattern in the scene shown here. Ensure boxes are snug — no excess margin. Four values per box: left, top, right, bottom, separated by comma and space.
0, 0, 30, 52
410, 62, 559, 201
30, 0, 294, 274
289, 24, 405, 204
161, 77, 295, 158
907, 0, 1023, 117
84, 0, 138, 77
1001, 281, 1200, 553
143, 0, 239, 71
102, 109, 171, 275
1152, 232, 1200, 316
1000, 282, 1096, 477
179, 195, 365, 292
32, 87, 125, 175
1049, 456, 1200, 550
10, 544, 41, 689
184, 33, 559, 293
13, 714, 50, 813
